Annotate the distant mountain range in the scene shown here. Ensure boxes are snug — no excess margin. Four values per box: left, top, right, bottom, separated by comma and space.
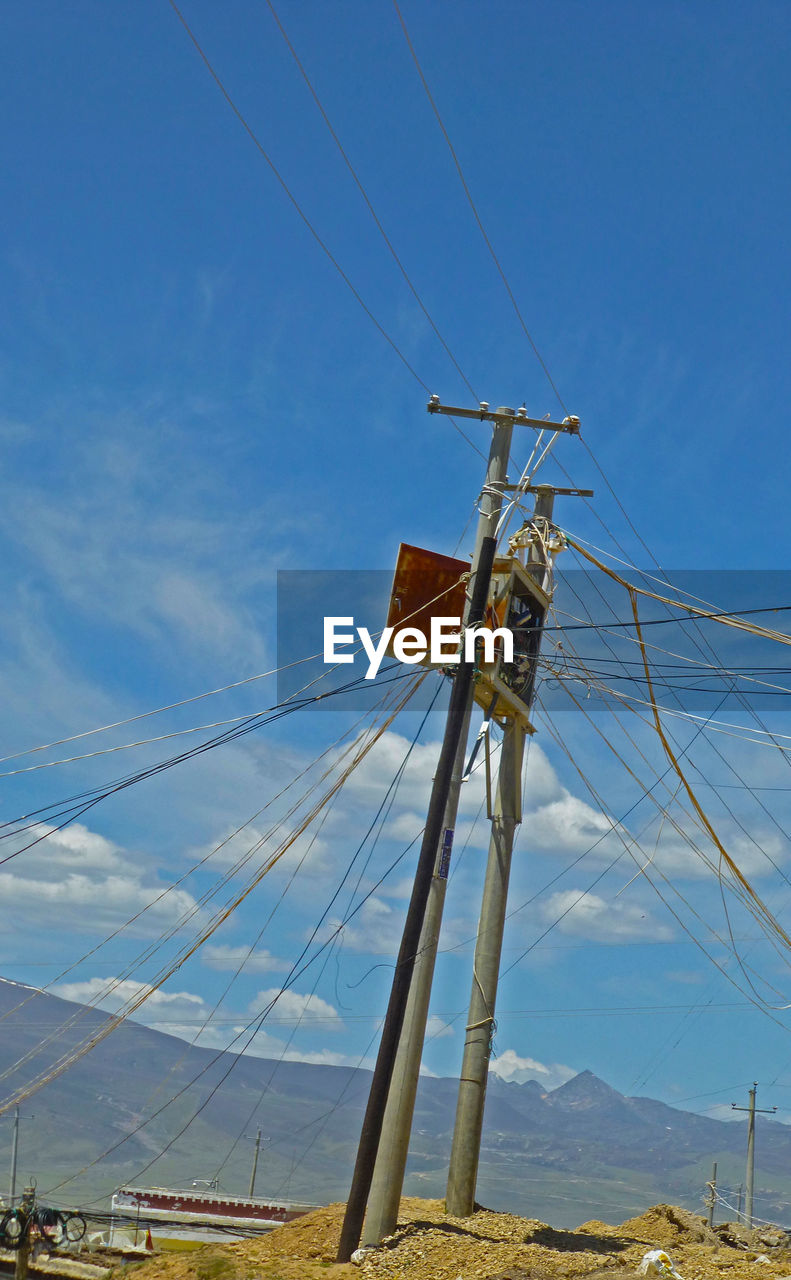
0, 976, 788, 1229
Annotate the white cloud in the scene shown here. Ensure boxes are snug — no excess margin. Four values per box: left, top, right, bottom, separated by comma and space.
249, 987, 343, 1030
666, 969, 705, 985
0, 868, 200, 937
2, 822, 125, 874
539, 889, 674, 942
489, 1049, 576, 1091
337, 732, 561, 829
326, 896, 402, 955
325, 892, 472, 957
53, 977, 208, 1022
385, 812, 425, 844
522, 743, 566, 809
652, 827, 788, 882
426, 1014, 454, 1040
201, 944, 287, 973
699, 1103, 744, 1123
193, 821, 330, 877
528, 794, 619, 854
275, 1046, 375, 1069
50, 977, 358, 1064
1, 425, 271, 670
0, 819, 207, 943
377, 876, 416, 900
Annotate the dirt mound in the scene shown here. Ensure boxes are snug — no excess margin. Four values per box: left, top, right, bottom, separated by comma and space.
613, 1204, 718, 1247
715, 1221, 791, 1253
124, 1198, 791, 1280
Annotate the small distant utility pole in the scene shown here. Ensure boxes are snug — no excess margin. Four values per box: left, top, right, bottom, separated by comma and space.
732, 1082, 776, 1228
706, 1161, 718, 1227
14, 1186, 35, 1280
249, 1129, 262, 1198
9, 1104, 19, 1207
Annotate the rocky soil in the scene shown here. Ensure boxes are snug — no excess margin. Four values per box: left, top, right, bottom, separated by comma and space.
118, 1199, 791, 1280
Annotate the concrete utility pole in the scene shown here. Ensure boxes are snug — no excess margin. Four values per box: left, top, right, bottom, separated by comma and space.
732, 1082, 776, 1228
9, 1104, 19, 1207
249, 1128, 262, 1198
362, 709, 472, 1246
706, 1161, 718, 1227
336, 404, 517, 1262
14, 1185, 35, 1280
445, 486, 555, 1219
361, 406, 521, 1246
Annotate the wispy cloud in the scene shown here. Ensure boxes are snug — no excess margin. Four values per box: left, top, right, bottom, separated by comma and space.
490, 1049, 576, 1091
539, 888, 674, 943
201, 944, 288, 974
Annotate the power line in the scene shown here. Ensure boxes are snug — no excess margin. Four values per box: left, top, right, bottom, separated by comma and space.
165, 0, 486, 461
543, 687, 791, 1027
41, 731, 436, 1196
0, 665, 415, 863
0, 655, 323, 767
0, 681, 403, 1046
209, 677, 443, 1182
543, 603, 791, 633
392, 0, 567, 414
0, 674, 425, 1113
265, 0, 478, 405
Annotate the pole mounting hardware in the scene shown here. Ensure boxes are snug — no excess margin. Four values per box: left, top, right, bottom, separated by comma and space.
427, 396, 580, 434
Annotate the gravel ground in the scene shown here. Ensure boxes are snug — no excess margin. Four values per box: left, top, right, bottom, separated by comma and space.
121, 1198, 791, 1280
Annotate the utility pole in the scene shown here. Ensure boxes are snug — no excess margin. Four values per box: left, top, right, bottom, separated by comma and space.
14, 1185, 35, 1280
737, 1184, 743, 1223
249, 1129, 262, 1198
336, 402, 516, 1262
360, 410, 584, 1248
360, 628, 474, 1247
9, 1104, 19, 1207
337, 401, 583, 1260
361, 401, 540, 1248
446, 486, 555, 1218
706, 1161, 718, 1227
732, 1082, 776, 1228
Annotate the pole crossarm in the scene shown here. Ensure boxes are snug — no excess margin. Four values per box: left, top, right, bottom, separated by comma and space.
731, 1106, 778, 1113
503, 483, 594, 497
427, 396, 580, 434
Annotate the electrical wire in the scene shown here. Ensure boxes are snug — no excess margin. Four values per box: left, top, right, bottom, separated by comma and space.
0, 678, 402, 1038
264, 0, 478, 405
0, 672, 425, 1116
0, 654, 329, 768
0, 665, 415, 862
208, 677, 443, 1182
166, 0, 486, 461
41, 719, 440, 1197
539, 691, 791, 1028
392, 0, 568, 415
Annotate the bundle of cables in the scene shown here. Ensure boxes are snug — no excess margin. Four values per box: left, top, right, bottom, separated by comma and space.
0, 1205, 86, 1251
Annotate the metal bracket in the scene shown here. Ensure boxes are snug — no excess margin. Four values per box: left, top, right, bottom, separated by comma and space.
427, 396, 580, 434
503, 483, 594, 498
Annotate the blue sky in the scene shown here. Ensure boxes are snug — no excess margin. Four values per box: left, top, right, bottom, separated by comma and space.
2, 0, 791, 1194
